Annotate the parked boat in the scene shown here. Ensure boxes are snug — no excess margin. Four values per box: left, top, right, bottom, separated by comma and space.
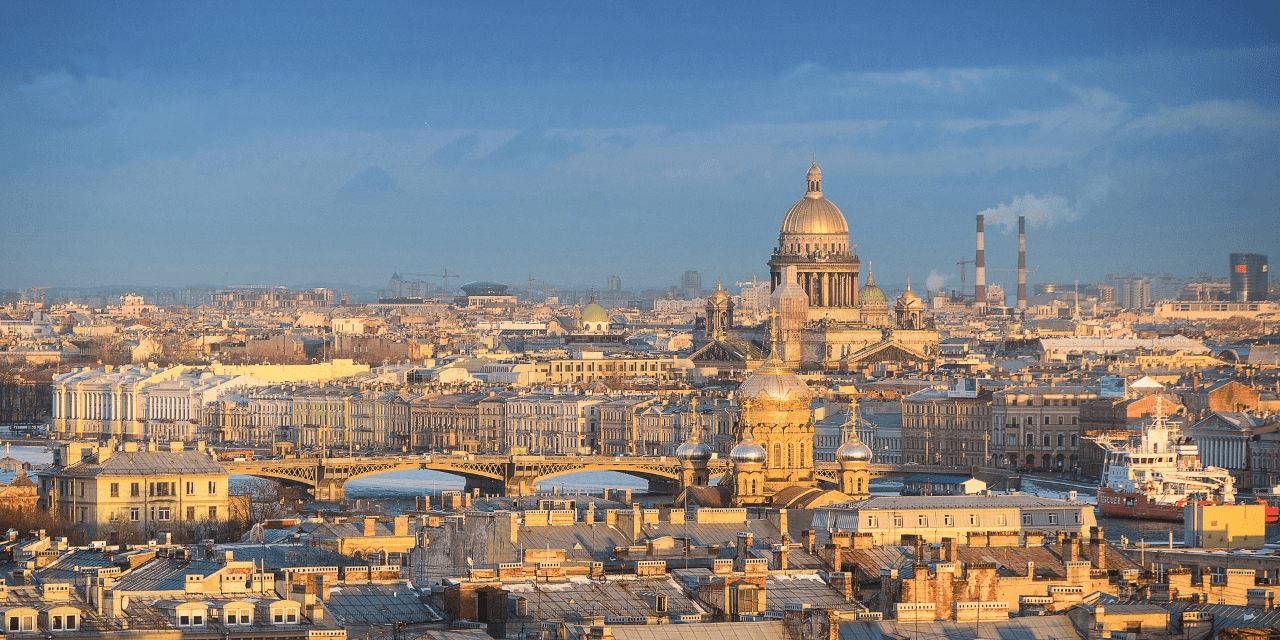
1092, 398, 1235, 522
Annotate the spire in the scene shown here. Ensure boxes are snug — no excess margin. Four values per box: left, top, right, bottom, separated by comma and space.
767, 308, 781, 359
865, 261, 875, 285
905, 277, 912, 292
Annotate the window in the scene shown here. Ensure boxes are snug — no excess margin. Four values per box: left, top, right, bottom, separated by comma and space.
131, 482, 140, 497
893, 516, 904, 528
1044, 416, 1051, 425
1058, 433, 1065, 447
187, 506, 196, 521
1022, 514, 1032, 525
1048, 513, 1058, 524
157, 507, 171, 521
209, 506, 218, 520
208, 480, 217, 495
943, 515, 953, 526
1043, 434, 1051, 447
1071, 434, 1079, 447
79, 481, 84, 497
186, 481, 195, 495
9, 615, 34, 632
918, 515, 928, 527
110, 482, 119, 497
130, 508, 140, 522
1073, 512, 1081, 524
996, 515, 1006, 526
970, 514, 978, 526
79, 507, 87, 523
867, 516, 878, 528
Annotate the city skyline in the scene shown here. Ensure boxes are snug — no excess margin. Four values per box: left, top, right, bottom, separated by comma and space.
2, 2, 1277, 291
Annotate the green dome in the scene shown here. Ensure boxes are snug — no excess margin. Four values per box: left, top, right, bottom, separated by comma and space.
859, 269, 887, 307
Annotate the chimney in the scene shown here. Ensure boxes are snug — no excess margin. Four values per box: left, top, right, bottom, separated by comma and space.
394, 516, 408, 537
363, 516, 377, 537
1017, 215, 1027, 310
975, 214, 987, 305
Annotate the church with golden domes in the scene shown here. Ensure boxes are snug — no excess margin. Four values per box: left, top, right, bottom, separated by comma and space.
678, 319, 873, 508
697, 159, 940, 371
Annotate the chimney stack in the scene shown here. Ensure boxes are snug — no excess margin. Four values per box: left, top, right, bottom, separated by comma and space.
975, 215, 986, 306
1017, 215, 1027, 310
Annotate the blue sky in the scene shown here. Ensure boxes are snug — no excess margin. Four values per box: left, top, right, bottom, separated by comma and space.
1, 1, 1277, 295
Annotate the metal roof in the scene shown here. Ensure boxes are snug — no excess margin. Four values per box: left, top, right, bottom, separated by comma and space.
52, 450, 227, 477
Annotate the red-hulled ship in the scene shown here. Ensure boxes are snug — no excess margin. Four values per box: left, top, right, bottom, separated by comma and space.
1092, 399, 1236, 522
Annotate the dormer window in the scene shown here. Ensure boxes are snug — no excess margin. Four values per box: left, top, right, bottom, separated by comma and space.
271, 602, 300, 624
224, 604, 253, 625
177, 605, 206, 626
51, 613, 77, 630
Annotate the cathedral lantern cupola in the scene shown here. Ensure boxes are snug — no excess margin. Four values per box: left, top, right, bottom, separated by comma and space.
704, 279, 734, 338
894, 278, 926, 330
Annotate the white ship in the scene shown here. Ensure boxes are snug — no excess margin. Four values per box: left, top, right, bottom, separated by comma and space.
1093, 398, 1236, 521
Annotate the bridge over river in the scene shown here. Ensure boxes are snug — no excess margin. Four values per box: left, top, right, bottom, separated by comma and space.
223, 454, 1016, 500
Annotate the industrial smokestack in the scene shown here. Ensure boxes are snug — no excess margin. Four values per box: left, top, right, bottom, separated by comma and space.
975, 215, 986, 306
1017, 215, 1027, 310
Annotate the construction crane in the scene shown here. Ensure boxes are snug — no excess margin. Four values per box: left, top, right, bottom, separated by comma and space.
28, 286, 50, 304
527, 274, 536, 302
735, 276, 763, 316
396, 270, 460, 294
956, 259, 974, 299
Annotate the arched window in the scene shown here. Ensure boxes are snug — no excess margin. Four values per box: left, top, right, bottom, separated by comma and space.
773, 443, 782, 468
1058, 415, 1064, 424
1058, 433, 1065, 447
1071, 434, 1079, 447
787, 443, 795, 468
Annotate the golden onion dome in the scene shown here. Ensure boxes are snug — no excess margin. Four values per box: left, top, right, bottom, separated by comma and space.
779, 160, 849, 236
859, 268, 887, 307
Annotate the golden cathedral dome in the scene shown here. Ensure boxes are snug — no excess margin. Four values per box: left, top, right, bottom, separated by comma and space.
581, 295, 609, 323
739, 349, 812, 405
779, 160, 849, 236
